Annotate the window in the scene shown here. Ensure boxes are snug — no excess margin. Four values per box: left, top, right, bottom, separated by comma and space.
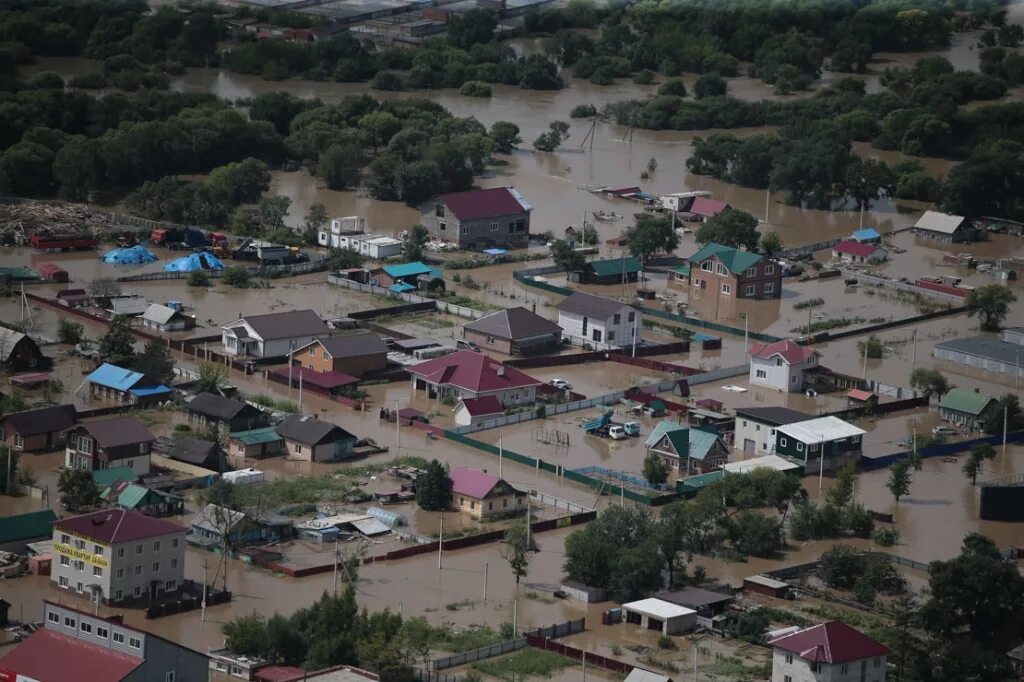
853, 435, 861, 444
135, 544, 142, 555
435, 204, 445, 218
133, 586, 142, 597
489, 222, 499, 232
165, 580, 176, 591
714, 264, 726, 276
765, 265, 775, 275
613, 313, 621, 324
152, 561, 160, 573
77, 582, 83, 593
113, 632, 125, 645
810, 663, 820, 673
784, 653, 793, 664
745, 285, 755, 296
462, 225, 469, 235
139, 442, 147, 454
721, 283, 731, 295
78, 436, 92, 453
503, 499, 508, 508
153, 541, 160, 552
81, 622, 92, 634
323, 349, 329, 360
470, 500, 475, 510
701, 261, 712, 272
60, 555, 70, 567
47, 611, 59, 624
764, 282, 775, 294
308, 347, 314, 356
841, 663, 849, 674
117, 548, 125, 559
438, 221, 446, 232
61, 533, 70, 545
115, 590, 123, 601
755, 369, 767, 379
74, 560, 85, 571
59, 576, 69, 588
488, 502, 493, 510
117, 568, 124, 579
171, 538, 179, 549
64, 616, 76, 628
96, 626, 108, 639
93, 545, 103, 556
608, 331, 616, 341
745, 267, 756, 277
135, 565, 142, 576
797, 443, 804, 452
295, 444, 302, 454
810, 443, 819, 452
628, 311, 635, 322
784, 677, 792, 682
13, 433, 22, 447
873, 657, 881, 668
75, 539, 85, 550
592, 329, 602, 342
170, 558, 178, 569
166, 673, 176, 682
93, 566, 103, 577
460, 497, 465, 507
780, 438, 787, 447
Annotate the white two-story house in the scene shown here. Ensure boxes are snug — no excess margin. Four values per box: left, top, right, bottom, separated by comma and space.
770, 621, 888, 682
556, 292, 640, 349
748, 339, 821, 392
221, 310, 329, 359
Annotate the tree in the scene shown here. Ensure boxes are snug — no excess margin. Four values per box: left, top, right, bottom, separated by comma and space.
57, 318, 84, 345
909, 367, 951, 398
0, 446, 19, 494
304, 203, 328, 235
133, 337, 175, 385
564, 506, 658, 593
489, 121, 521, 154
188, 270, 210, 287
694, 73, 727, 99
58, 467, 101, 511
533, 121, 570, 152
502, 520, 534, 584
222, 266, 251, 288
696, 208, 760, 250
549, 239, 586, 275
726, 609, 771, 644
195, 363, 228, 394
416, 459, 451, 511
887, 460, 912, 505
319, 144, 361, 190
87, 278, 121, 305
643, 454, 668, 485
963, 444, 996, 485
965, 284, 1017, 331
402, 225, 429, 262
607, 542, 664, 601
447, 8, 496, 49
223, 612, 268, 657
726, 510, 784, 558
857, 335, 884, 359
987, 393, 1024, 433
258, 196, 291, 233
758, 231, 783, 258
99, 315, 136, 365
627, 215, 678, 266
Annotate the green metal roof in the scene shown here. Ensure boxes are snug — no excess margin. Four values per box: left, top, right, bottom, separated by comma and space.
0, 510, 57, 544
677, 470, 725, 496
939, 388, 996, 416
116, 484, 151, 509
91, 467, 136, 487
656, 428, 690, 458
670, 264, 691, 276
230, 426, 282, 445
645, 420, 686, 448
689, 429, 723, 461
687, 243, 763, 274
589, 257, 641, 277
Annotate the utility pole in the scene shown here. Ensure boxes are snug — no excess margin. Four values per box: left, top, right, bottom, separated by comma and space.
818, 435, 825, 498
911, 328, 917, 366
394, 399, 401, 454
512, 598, 518, 634
287, 340, 295, 398
862, 339, 868, 379
764, 188, 770, 228
297, 365, 303, 411
483, 562, 488, 602
524, 501, 531, 548
333, 539, 340, 595
437, 514, 444, 570
498, 435, 503, 479
202, 559, 208, 622
1003, 404, 1009, 473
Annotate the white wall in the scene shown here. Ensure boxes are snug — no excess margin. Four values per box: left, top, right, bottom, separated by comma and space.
771, 650, 886, 682
750, 357, 817, 392
734, 417, 779, 456
557, 308, 639, 349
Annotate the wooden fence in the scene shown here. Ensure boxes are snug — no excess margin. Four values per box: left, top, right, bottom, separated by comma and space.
526, 636, 633, 675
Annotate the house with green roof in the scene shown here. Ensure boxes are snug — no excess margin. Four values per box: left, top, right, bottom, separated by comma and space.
0, 509, 57, 553
646, 422, 729, 475
938, 388, 998, 430
687, 242, 781, 299
571, 257, 641, 285
228, 426, 284, 460
91, 466, 138, 488
101, 480, 184, 517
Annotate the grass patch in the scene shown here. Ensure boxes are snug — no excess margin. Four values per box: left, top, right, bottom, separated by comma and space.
524, 591, 555, 604
793, 297, 825, 310
759, 606, 813, 627
445, 598, 477, 611
429, 623, 506, 652
706, 656, 771, 681
790, 316, 865, 334
471, 649, 572, 681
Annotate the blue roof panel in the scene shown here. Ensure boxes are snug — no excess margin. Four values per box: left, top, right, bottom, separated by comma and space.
852, 228, 881, 241
87, 363, 146, 391
388, 283, 417, 293
129, 385, 172, 397
382, 262, 433, 278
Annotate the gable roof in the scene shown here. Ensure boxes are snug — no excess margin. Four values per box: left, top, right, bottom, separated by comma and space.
0, 328, 29, 361
103, 481, 162, 510
556, 291, 630, 319
141, 303, 182, 325
437, 187, 531, 221
91, 466, 138, 488
657, 586, 733, 609
833, 240, 880, 257
687, 243, 763, 274
776, 416, 866, 443
408, 350, 542, 393
298, 332, 387, 359
852, 228, 881, 241
1, 404, 76, 436
226, 310, 328, 341
54, 509, 185, 544
86, 363, 147, 391
192, 503, 247, 533
464, 307, 562, 341
689, 429, 724, 461
188, 392, 257, 421
381, 262, 433, 279
449, 467, 502, 498
645, 420, 687, 449
229, 426, 283, 446
624, 669, 673, 682
77, 416, 155, 449
589, 257, 641, 277
275, 414, 355, 446
0, 509, 57, 544
748, 339, 820, 364
456, 396, 504, 417
0, 628, 143, 682
689, 197, 728, 217
168, 438, 218, 466
107, 297, 150, 316
770, 621, 888, 664
914, 210, 967, 234
734, 407, 813, 426
939, 387, 996, 416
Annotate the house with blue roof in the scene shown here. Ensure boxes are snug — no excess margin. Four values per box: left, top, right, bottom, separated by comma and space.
372, 261, 443, 292
86, 363, 172, 406
687, 243, 781, 300
851, 228, 881, 244
646, 421, 729, 475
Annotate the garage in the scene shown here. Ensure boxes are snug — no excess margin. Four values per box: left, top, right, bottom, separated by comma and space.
621, 598, 697, 636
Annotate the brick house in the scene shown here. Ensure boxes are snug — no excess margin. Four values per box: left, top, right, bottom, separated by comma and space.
748, 339, 822, 392
0, 404, 77, 452
421, 187, 531, 249
290, 332, 388, 377
408, 350, 541, 406
65, 417, 156, 475
645, 422, 729, 475
687, 243, 781, 299
462, 307, 562, 356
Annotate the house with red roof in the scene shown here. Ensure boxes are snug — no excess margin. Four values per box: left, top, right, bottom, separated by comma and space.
407, 350, 542, 406
770, 620, 888, 682
421, 186, 532, 250
748, 339, 822, 392
51, 509, 186, 605
0, 600, 207, 681
449, 467, 526, 519
453, 395, 505, 427
832, 240, 887, 265
686, 196, 730, 221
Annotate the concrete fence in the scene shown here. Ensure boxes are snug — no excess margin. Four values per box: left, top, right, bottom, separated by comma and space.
429, 619, 586, 671
326, 273, 486, 320
845, 270, 969, 305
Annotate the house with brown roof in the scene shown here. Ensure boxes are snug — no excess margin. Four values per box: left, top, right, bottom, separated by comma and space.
748, 339, 822, 392
449, 467, 526, 519
0, 404, 76, 452
0, 327, 45, 372
187, 392, 265, 434
275, 414, 358, 462
65, 416, 156, 475
408, 350, 542, 406
221, 309, 330, 359
462, 307, 562, 355
51, 510, 186, 604
770, 621, 888, 682
290, 332, 388, 377
421, 186, 532, 249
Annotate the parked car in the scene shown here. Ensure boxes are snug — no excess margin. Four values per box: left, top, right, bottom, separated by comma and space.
457, 339, 479, 351
932, 426, 957, 436
551, 379, 572, 390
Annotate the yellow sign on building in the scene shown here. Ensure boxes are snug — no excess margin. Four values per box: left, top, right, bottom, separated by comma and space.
54, 543, 109, 569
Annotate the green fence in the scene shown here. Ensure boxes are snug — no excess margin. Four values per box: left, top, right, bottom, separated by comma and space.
444, 431, 678, 506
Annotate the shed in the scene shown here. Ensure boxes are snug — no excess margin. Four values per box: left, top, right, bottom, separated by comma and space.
0, 509, 58, 553
35, 263, 69, 283
624, 670, 673, 682
743, 574, 790, 598
621, 598, 697, 635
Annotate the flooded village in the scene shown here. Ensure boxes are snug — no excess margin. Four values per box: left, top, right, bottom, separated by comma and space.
1, 0, 1024, 680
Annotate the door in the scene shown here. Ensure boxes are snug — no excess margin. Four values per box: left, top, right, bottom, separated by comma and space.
743, 439, 755, 454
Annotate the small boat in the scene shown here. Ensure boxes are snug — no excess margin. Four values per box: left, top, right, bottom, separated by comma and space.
592, 210, 621, 222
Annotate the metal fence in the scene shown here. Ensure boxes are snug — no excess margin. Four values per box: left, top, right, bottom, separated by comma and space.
430, 639, 527, 670
327, 273, 487, 320
529, 490, 594, 514
844, 270, 968, 305
779, 238, 842, 259
685, 364, 749, 386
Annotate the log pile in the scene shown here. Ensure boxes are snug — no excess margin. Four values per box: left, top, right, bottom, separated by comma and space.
0, 202, 122, 243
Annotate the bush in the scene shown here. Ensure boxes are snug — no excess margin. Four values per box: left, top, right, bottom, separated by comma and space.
633, 69, 656, 85
372, 70, 405, 91
187, 270, 210, 287
57, 318, 84, 345
570, 104, 598, 118
657, 635, 677, 650
221, 266, 251, 288
460, 80, 492, 97
69, 73, 107, 89
873, 527, 899, 547
657, 79, 687, 97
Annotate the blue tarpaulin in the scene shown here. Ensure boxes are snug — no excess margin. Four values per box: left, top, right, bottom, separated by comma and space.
102, 245, 157, 265
164, 252, 225, 272
482, 248, 506, 256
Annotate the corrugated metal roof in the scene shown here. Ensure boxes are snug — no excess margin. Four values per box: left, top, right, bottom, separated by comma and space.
92, 467, 137, 487
86, 363, 146, 391
914, 210, 967, 234
589, 257, 641, 277
687, 243, 763, 274
776, 416, 866, 443
0, 510, 57, 543
230, 426, 282, 445
382, 262, 433, 278
722, 455, 802, 475
688, 429, 722, 461
622, 598, 695, 619
645, 421, 686, 448
939, 387, 996, 415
